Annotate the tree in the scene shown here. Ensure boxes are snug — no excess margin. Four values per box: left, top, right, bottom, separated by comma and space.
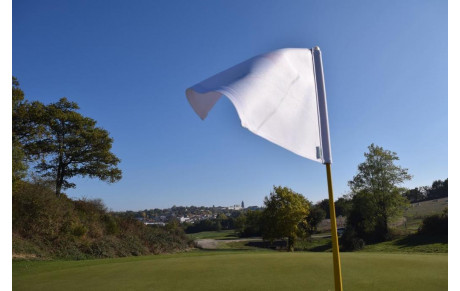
334, 197, 352, 217
262, 186, 310, 252
236, 210, 263, 237
426, 179, 448, 200
315, 196, 352, 219
26, 98, 122, 196
316, 199, 330, 219
12, 77, 46, 187
403, 187, 427, 203
345, 144, 411, 243
12, 78, 28, 185
305, 204, 326, 234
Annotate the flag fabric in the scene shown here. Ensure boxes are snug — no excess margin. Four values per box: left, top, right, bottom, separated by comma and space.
186, 47, 332, 164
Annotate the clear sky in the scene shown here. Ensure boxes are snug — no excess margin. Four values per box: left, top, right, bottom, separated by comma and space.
12, 0, 447, 211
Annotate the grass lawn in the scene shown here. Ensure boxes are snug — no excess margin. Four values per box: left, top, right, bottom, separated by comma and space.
13, 251, 447, 291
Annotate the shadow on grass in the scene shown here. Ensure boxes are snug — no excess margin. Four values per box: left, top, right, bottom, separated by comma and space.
306, 241, 332, 252
245, 239, 333, 252
246, 240, 287, 250
394, 234, 447, 248
198, 248, 261, 252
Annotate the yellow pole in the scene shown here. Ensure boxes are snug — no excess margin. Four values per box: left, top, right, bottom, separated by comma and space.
326, 163, 343, 291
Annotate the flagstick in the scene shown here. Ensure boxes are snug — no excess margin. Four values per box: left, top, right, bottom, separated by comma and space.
312, 46, 343, 291
326, 163, 343, 291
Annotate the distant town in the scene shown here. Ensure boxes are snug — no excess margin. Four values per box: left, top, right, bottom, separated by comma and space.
114, 201, 263, 226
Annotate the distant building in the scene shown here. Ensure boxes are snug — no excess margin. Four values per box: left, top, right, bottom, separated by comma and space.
227, 204, 242, 210
241, 201, 245, 209
179, 217, 190, 223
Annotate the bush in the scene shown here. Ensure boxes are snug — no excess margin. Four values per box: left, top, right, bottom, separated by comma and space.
12, 180, 191, 260
418, 208, 448, 235
340, 227, 365, 251
12, 181, 73, 239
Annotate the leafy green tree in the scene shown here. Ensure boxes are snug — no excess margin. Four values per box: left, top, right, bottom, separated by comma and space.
305, 204, 326, 234
345, 144, 411, 243
262, 186, 310, 252
334, 197, 352, 217
427, 179, 448, 200
403, 187, 427, 203
216, 213, 228, 231
12, 77, 47, 187
27, 98, 122, 196
237, 210, 263, 237
315, 196, 351, 219
316, 199, 330, 219
12, 77, 27, 184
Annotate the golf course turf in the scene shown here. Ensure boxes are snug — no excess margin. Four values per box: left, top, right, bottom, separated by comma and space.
13, 251, 447, 290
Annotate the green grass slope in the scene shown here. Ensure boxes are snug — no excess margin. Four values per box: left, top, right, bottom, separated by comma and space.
13, 251, 447, 291
402, 197, 448, 231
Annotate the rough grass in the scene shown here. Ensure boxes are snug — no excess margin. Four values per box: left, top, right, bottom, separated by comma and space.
13, 251, 447, 291
397, 197, 448, 232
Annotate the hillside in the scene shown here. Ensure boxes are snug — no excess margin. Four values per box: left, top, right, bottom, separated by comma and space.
401, 197, 448, 231
12, 181, 192, 260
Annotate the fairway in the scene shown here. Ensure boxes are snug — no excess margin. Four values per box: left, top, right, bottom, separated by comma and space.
13, 251, 447, 291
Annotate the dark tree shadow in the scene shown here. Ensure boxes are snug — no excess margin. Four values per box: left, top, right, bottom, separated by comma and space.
246, 240, 287, 250
394, 234, 447, 248
306, 241, 332, 252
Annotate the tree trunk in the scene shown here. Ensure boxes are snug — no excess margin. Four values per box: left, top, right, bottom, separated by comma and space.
55, 170, 62, 197
55, 148, 64, 197
287, 236, 295, 252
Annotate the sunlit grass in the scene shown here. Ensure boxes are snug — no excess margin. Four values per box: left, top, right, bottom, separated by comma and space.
13, 251, 447, 291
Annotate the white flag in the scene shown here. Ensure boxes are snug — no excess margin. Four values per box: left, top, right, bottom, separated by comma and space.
186, 47, 332, 164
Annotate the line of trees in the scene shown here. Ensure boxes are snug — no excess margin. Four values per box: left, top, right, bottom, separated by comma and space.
183, 213, 240, 233
315, 196, 352, 219
403, 179, 448, 203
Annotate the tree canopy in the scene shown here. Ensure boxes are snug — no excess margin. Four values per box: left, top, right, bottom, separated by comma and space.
12, 77, 122, 196
262, 186, 310, 252
343, 144, 411, 246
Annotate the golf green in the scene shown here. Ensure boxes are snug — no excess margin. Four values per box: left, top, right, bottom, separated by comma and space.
13, 251, 447, 290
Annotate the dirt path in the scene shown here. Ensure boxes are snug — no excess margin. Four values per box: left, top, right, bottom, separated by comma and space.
194, 238, 261, 249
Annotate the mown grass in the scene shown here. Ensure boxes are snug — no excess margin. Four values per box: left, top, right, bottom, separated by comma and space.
13, 251, 447, 291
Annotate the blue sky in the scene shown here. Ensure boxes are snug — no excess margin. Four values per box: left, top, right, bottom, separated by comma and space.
12, 0, 447, 211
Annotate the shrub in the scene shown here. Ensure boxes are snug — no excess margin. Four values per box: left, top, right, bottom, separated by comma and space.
12, 180, 191, 260
12, 181, 73, 239
71, 223, 88, 237
418, 208, 448, 235
340, 228, 365, 251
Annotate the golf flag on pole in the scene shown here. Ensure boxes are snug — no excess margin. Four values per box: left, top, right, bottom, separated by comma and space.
186, 47, 332, 164
186, 47, 342, 291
